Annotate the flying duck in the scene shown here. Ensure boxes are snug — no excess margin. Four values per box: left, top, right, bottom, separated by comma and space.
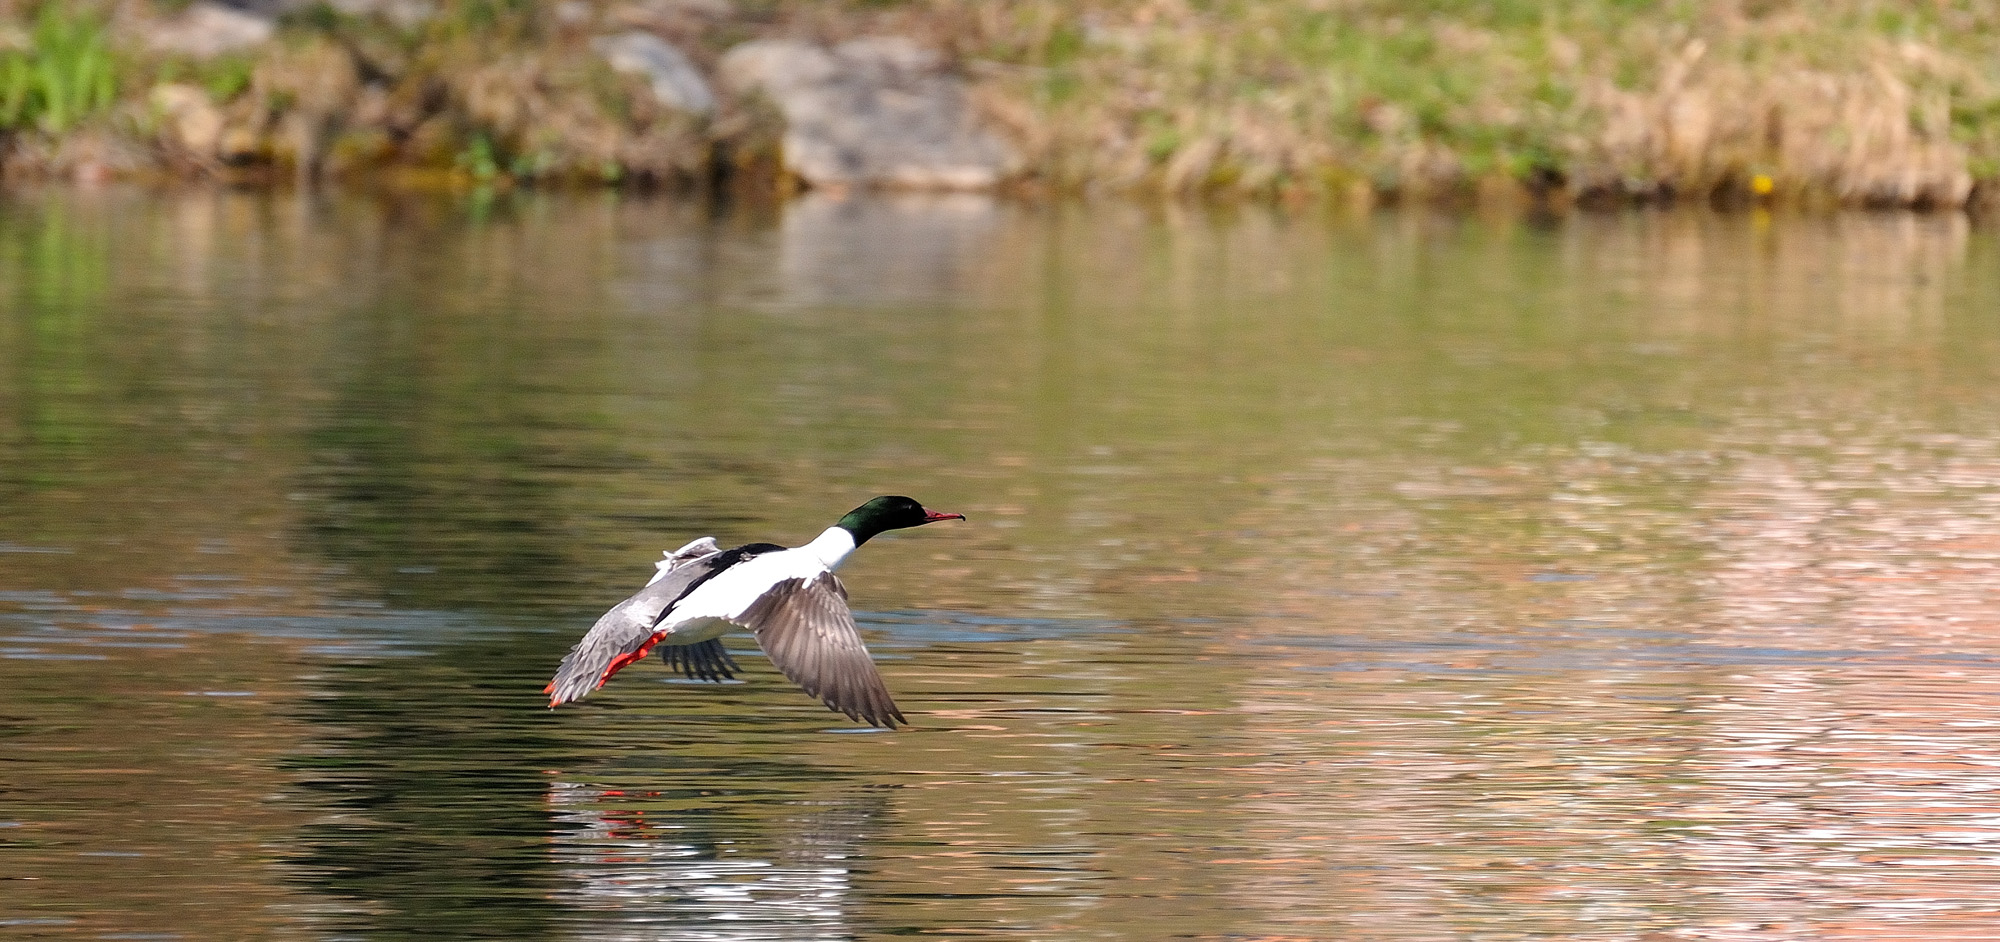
545, 496, 965, 727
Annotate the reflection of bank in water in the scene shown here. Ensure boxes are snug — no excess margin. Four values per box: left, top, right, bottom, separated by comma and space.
548, 780, 885, 939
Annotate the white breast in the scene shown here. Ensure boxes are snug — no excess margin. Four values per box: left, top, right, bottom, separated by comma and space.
660, 546, 831, 632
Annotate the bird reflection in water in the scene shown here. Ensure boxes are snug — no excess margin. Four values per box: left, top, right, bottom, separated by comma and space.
547, 779, 886, 938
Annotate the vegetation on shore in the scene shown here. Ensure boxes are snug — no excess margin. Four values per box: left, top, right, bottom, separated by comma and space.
3, 0, 1999, 208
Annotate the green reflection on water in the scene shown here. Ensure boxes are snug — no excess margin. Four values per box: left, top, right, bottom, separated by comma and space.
285, 641, 579, 938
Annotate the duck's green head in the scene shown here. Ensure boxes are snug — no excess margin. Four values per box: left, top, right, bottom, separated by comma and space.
837, 496, 965, 545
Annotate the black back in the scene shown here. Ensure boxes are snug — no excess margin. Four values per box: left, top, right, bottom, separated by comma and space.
647, 542, 787, 629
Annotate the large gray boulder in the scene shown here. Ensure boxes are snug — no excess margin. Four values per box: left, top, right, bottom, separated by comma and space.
595, 31, 716, 116
720, 37, 1017, 189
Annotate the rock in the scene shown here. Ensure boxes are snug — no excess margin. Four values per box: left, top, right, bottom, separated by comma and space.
217, 126, 267, 165
210, 0, 312, 15
719, 36, 1018, 189
258, 41, 364, 177
5, 130, 156, 181
146, 1, 275, 59
149, 84, 226, 156
327, 0, 437, 29
623, 0, 734, 19
594, 31, 716, 117
609, 0, 733, 32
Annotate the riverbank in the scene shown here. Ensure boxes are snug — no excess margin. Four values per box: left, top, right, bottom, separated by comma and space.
4, 0, 1999, 209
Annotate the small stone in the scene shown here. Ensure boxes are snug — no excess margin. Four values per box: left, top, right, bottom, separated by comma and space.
149, 84, 226, 156
327, 0, 437, 28
610, 0, 733, 28
146, 2, 275, 59
218, 126, 265, 165
594, 31, 716, 116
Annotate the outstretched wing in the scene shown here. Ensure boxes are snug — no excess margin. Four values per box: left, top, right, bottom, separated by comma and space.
738, 573, 907, 728
545, 547, 725, 707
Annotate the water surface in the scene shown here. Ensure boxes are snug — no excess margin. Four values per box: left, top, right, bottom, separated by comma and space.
5, 189, 2000, 939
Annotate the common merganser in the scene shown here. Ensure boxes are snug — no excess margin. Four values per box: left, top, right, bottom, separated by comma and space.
545, 496, 966, 727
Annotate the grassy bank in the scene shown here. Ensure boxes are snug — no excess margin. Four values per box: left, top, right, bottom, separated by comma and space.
3, 0, 1999, 207
956, 0, 2000, 207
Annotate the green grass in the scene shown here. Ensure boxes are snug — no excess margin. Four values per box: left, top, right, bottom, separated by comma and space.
0, 6, 117, 133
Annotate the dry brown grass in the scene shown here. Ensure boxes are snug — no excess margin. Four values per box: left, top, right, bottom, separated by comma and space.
920, 0, 2000, 206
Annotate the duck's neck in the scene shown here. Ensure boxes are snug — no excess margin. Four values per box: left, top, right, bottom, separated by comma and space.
801, 526, 859, 570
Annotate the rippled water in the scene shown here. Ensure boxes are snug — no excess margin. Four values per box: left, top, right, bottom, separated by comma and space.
5, 189, 2000, 939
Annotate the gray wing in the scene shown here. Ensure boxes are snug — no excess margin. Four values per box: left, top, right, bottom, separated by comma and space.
738, 573, 907, 728
546, 550, 724, 707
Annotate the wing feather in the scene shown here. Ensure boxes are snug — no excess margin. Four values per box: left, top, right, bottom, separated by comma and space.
737, 573, 907, 728
660, 638, 741, 681
546, 550, 728, 707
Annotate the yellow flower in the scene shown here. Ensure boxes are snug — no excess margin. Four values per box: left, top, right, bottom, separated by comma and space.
1750, 173, 1775, 196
